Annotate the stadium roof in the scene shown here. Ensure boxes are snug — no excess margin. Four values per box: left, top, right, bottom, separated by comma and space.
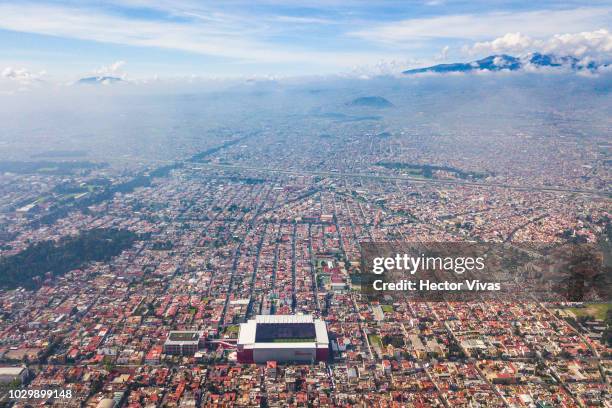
255, 314, 313, 324
314, 320, 329, 345
238, 315, 329, 349
238, 321, 257, 345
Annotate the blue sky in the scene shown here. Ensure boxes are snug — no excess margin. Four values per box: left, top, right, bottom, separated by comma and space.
0, 0, 610, 80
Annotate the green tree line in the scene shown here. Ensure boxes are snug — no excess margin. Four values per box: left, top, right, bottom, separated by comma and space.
0, 228, 140, 290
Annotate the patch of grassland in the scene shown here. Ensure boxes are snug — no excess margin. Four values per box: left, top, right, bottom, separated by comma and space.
381, 305, 394, 313
568, 303, 611, 320
368, 334, 383, 349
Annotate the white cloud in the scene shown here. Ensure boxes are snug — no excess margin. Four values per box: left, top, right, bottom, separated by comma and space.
492, 56, 510, 67
1, 67, 46, 85
543, 30, 612, 58
347, 58, 428, 77
95, 60, 127, 77
468, 29, 612, 59
273, 15, 337, 25
349, 8, 610, 44
435, 45, 449, 61
0, 3, 394, 69
470, 33, 534, 55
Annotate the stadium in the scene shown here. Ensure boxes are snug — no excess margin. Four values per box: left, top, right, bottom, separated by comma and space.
237, 315, 329, 363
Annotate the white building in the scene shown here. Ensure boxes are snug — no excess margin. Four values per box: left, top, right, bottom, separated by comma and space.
237, 315, 329, 363
0, 366, 29, 384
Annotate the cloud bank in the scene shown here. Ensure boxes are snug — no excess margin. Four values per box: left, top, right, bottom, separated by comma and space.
350, 8, 610, 45
469, 29, 612, 60
0, 2, 392, 70
95, 61, 127, 77
1, 67, 46, 85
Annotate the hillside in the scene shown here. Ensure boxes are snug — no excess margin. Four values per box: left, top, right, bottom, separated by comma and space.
347, 96, 393, 108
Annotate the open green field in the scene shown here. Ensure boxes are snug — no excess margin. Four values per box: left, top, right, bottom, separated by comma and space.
381, 305, 394, 313
568, 303, 611, 320
368, 334, 383, 349
224, 325, 241, 335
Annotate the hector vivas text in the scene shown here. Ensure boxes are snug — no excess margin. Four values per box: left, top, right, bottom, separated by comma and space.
370, 253, 501, 292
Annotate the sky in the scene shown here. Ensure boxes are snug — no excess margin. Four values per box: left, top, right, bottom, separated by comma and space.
0, 0, 610, 82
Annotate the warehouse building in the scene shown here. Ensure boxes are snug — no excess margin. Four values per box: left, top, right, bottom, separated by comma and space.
237, 315, 329, 363
0, 366, 29, 384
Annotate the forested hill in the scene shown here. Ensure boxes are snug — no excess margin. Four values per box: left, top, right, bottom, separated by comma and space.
0, 228, 141, 290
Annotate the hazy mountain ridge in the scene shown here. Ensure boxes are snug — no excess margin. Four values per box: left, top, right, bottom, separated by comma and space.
347, 96, 394, 108
77, 76, 124, 85
404, 53, 609, 75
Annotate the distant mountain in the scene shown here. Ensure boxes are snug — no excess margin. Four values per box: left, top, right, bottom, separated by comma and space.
347, 96, 394, 108
403, 53, 605, 74
77, 76, 124, 85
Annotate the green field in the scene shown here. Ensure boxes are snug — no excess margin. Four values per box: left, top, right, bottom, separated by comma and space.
368, 334, 383, 349
224, 325, 240, 334
381, 305, 394, 313
568, 303, 612, 320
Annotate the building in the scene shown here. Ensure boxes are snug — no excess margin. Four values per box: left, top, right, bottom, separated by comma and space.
0, 366, 29, 384
163, 331, 202, 356
96, 399, 116, 408
145, 345, 162, 364
237, 315, 329, 363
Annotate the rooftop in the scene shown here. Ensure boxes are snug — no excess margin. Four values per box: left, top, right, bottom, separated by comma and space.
238, 315, 329, 347
0, 366, 27, 376
166, 331, 200, 343
255, 315, 314, 324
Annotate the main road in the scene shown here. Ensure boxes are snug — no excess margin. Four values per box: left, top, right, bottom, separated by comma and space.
191, 163, 610, 197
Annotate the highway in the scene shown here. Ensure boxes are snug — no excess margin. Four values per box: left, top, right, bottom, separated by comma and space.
191, 163, 610, 197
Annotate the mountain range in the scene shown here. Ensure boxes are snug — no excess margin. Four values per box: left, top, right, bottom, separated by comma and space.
403, 53, 607, 75
77, 76, 124, 85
